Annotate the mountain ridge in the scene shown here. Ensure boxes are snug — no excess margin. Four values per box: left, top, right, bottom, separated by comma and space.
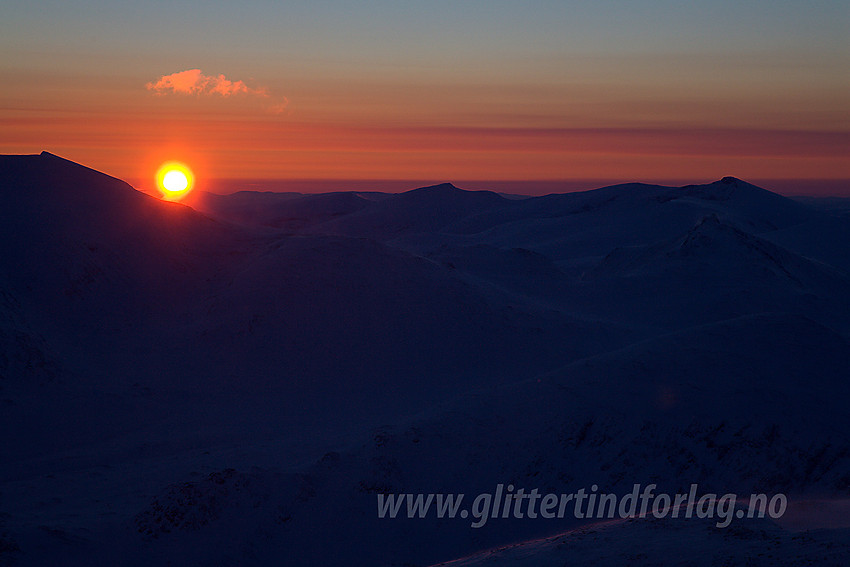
2, 153, 849, 565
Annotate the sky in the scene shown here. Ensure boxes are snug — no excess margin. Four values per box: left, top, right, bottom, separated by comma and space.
1, 0, 848, 194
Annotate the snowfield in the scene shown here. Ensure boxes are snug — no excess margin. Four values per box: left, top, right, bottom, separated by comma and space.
1, 152, 849, 565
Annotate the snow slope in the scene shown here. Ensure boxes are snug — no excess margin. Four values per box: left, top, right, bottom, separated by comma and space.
61, 313, 846, 567
1, 154, 848, 566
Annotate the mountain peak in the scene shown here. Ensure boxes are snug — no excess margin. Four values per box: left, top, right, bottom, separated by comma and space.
398, 182, 506, 205
409, 182, 462, 194
38, 151, 84, 165
680, 214, 748, 249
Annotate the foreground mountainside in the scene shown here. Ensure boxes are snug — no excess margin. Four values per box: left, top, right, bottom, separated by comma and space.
1, 153, 849, 565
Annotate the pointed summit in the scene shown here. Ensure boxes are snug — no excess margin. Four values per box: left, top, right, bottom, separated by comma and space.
677, 214, 755, 253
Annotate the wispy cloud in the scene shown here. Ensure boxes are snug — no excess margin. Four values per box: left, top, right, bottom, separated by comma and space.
146, 69, 288, 112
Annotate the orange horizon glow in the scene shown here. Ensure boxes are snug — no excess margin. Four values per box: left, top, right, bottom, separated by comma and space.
3, 117, 848, 184
3, 59, 848, 187
3, 60, 848, 187
2, 3, 847, 194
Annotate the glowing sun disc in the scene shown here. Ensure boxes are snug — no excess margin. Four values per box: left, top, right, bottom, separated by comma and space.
156, 161, 195, 200
163, 170, 188, 192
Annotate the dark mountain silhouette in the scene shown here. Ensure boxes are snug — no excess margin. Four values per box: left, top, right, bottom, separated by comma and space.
1, 153, 848, 566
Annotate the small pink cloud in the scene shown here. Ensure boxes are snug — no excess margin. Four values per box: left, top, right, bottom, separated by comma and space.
146, 69, 267, 97
146, 69, 288, 113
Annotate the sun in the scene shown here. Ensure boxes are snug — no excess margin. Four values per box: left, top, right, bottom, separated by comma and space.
155, 161, 195, 200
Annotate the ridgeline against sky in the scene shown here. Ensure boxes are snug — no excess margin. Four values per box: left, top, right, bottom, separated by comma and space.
1, 0, 847, 189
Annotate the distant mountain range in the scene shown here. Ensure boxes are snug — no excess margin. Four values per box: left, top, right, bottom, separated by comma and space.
1, 152, 848, 565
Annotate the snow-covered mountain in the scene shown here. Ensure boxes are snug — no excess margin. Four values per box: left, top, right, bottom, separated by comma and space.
1, 153, 848, 565
580, 214, 850, 331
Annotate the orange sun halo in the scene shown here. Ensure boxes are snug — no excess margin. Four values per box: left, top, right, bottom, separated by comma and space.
155, 161, 195, 200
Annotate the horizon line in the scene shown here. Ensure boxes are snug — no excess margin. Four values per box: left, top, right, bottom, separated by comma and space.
128, 177, 850, 198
